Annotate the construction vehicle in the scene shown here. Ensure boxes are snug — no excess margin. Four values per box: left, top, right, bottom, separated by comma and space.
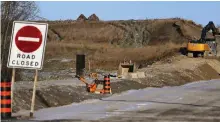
76, 74, 116, 94
186, 21, 220, 58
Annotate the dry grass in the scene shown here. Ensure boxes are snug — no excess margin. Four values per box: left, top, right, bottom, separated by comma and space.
88, 42, 184, 70
43, 41, 184, 71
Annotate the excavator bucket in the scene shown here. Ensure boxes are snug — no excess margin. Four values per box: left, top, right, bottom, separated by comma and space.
204, 40, 217, 57
202, 36, 220, 59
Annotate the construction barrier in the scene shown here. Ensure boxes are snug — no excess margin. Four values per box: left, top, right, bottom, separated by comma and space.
1, 78, 12, 119
104, 75, 111, 94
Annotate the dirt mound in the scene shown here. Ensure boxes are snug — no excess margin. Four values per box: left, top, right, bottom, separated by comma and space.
47, 18, 205, 47
88, 14, 99, 21
77, 14, 87, 21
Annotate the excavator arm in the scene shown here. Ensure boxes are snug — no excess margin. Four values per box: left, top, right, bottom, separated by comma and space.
200, 21, 220, 42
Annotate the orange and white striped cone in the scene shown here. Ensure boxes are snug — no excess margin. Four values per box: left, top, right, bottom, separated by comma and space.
104, 75, 111, 94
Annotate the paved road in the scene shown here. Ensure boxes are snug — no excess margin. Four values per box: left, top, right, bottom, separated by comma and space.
25, 79, 220, 122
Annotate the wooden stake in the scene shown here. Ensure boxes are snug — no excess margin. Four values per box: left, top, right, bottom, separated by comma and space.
30, 69, 38, 117
11, 68, 15, 110
88, 60, 91, 72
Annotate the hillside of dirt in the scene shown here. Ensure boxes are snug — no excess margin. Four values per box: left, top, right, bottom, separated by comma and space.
46, 18, 205, 45
23, 18, 214, 80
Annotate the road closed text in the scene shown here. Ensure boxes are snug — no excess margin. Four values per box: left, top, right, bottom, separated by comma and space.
11, 53, 39, 67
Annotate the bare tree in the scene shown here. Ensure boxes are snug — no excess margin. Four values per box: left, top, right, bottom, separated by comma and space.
1, 1, 39, 80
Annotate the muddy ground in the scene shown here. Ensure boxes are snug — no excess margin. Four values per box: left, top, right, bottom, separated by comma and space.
12, 54, 220, 117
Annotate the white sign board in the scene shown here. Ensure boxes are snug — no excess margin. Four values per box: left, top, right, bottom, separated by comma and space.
7, 21, 48, 70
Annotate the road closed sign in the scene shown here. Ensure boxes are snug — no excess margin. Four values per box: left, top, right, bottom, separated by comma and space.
7, 21, 48, 70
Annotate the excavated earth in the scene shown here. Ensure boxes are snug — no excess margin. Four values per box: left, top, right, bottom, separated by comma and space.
12, 54, 220, 119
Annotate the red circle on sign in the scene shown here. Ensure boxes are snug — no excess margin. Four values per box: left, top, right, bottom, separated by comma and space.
15, 26, 42, 53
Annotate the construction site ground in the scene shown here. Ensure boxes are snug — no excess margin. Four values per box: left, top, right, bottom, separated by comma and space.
12, 53, 220, 120
3, 18, 220, 121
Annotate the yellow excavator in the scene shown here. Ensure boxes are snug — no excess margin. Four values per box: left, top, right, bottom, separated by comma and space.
186, 21, 220, 58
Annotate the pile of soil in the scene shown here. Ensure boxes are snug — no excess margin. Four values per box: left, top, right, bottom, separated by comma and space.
88, 14, 99, 21
48, 18, 209, 47
77, 14, 87, 21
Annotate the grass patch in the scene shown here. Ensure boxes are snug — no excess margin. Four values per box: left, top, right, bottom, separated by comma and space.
43, 41, 185, 71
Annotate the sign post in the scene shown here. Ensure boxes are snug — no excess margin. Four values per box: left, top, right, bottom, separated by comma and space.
7, 21, 48, 117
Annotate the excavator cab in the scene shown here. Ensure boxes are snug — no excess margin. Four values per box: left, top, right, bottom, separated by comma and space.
186, 21, 220, 58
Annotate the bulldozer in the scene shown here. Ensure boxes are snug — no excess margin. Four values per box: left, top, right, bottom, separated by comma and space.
186, 21, 220, 58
